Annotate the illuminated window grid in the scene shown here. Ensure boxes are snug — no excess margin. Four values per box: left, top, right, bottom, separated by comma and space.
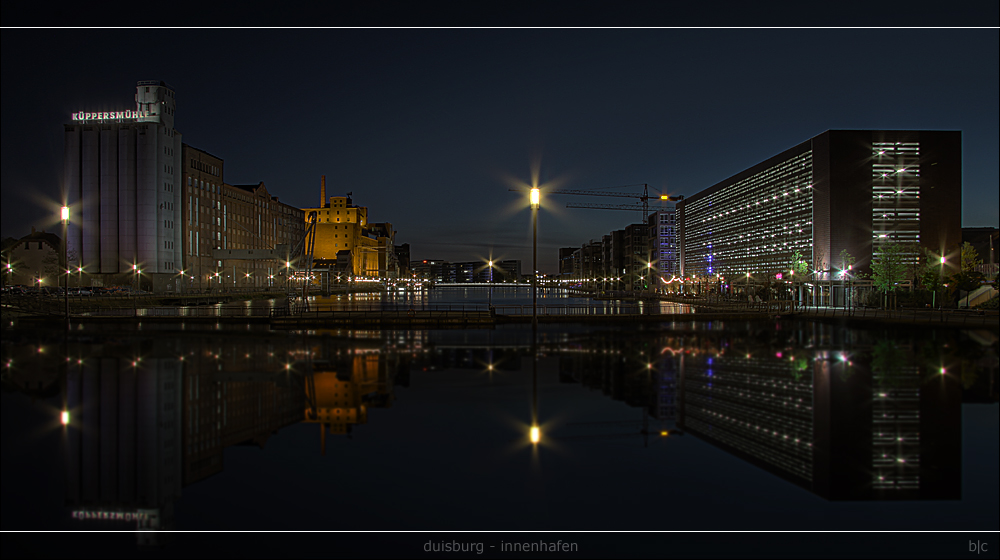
872, 142, 921, 267
685, 151, 814, 278
684, 356, 814, 481
871, 373, 921, 491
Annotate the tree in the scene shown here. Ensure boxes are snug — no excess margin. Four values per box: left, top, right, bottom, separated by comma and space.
838, 249, 858, 308
945, 242, 986, 308
871, 240, 906, 302
838, 249, 856, 275
787, 250, 808, 306
950, 269, 985, 308
919, 247, 947, 307
790, 249, 809, 276
960, 241, 982, 272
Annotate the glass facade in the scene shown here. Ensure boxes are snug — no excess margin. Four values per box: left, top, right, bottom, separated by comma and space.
657, 209, 678, 277
683, 151, 814, 278
681, 354, 815, 483
872, 141, 921, 266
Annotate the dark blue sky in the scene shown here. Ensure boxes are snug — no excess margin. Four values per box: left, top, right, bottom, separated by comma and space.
2, 28, 997, 272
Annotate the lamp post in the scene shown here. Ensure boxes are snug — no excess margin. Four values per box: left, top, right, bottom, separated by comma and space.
934, 256, 945, 308
488, 259, 494, 309
530, 187, 539, 329
132, 264, 138, 316
847, 264, 852, 309
61, 206, 69, 329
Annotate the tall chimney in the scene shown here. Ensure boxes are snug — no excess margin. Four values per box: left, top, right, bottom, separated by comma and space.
320, 175, 326, 208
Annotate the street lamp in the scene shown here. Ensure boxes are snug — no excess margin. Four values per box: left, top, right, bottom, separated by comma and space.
61, 206, 69, 329
530, 187, 539, 329
487, 259, 494, 309
132, 264, 139, 315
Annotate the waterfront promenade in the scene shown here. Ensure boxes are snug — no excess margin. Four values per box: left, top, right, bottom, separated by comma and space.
2, 291, 997, 329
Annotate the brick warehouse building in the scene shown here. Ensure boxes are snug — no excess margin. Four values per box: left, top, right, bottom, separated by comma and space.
63, 81, 304, 292
678, 130, 962, 290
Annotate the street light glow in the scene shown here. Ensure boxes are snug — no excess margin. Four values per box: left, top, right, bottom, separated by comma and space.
60, 206, 69, 221
530, 426, 540, 444
530, 187, 540, 208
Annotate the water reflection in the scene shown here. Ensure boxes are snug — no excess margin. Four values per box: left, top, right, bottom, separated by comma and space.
1, 322, 996, 537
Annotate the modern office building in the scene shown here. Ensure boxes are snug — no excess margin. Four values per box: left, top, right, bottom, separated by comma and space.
678, 130, 962, 285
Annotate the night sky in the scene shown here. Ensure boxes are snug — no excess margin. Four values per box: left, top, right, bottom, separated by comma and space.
2, 27, 997, 273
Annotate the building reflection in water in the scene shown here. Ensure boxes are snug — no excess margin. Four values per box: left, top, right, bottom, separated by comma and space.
673, 329, 963, 501
2, 322, 987, 540
46, 329, 417, 543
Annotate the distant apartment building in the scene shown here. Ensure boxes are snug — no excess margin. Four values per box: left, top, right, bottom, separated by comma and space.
558, 247, 577, 278
394, 243, 411, 277
649, 207, 679, 280
410, 258, 521, 283
678, 130, 962, 286
558, 209, 678, 292
495, 259, 522, 282
622, 222, 649, 290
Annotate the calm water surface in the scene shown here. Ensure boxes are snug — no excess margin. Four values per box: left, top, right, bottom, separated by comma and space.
1, 313, 997, 555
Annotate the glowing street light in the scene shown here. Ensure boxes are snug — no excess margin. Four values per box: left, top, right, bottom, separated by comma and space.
530, 425, 540, 444
530, 187, 540, 328
61, 206, 69, 328
132, 263, 140, 315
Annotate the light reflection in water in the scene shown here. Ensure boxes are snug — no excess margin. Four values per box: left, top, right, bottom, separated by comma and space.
0, 321, 994, 537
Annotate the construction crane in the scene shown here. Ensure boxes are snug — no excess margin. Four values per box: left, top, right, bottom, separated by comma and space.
510, 183, 683, 219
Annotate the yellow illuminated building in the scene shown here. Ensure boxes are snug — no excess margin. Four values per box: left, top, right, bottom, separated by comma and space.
304, 352, 395, 454
301, 176, 396, 278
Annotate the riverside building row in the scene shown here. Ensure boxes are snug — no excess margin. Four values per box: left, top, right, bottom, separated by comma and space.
678, 130, 962, 283
62, 81, 305, 292
558, 205, 679, 292
558, 130, 961, 295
